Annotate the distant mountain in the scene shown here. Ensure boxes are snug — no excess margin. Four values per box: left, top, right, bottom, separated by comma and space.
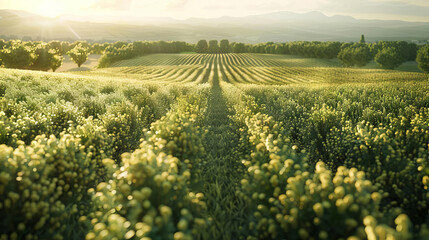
0, 9, 428, 43
59, 14, 177, 25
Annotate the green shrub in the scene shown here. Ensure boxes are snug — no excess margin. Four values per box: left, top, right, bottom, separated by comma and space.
0, 134, 101, 239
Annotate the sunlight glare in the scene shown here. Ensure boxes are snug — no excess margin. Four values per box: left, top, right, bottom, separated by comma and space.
36, 0, 64, 18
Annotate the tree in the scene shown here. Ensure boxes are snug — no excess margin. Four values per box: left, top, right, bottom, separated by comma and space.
0, 39, 4, 66
98, 46, 117, 68
233, 43, 246, 53
91, 43, 104, 54
50, 55, 63, 72
32, 44, 64, 71
208, 40, 219, 53
370, 41, 418, 62
322, 42, 342, 59
157, 41, 175, 53
337, 47, 355, 67
67, 43, 89, 67
196, 40, 208, 53
132, 41, 147, 56
70, 40, 90, 50
48, 40, 63, 54
173, 41, 192, 53
219, 39, 230, 53
112, 41, 128, 49
353, 46, 372, 67
274, 44, 284, 54
0, 41, 35, 69
360, 34, 366, 44
406, 42, 418, 61
337, 45, 372, 67
416, 44, 429, 73
0, 39, 5, 50
61, 41, 71, 54
374, 47, 403, 70
369, 42, 382, 58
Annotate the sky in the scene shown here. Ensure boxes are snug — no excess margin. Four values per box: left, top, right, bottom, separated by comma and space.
1, 0, 429, 22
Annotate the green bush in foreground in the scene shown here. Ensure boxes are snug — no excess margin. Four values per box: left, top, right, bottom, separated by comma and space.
87, 96, 209, 240
0, 134, 102, 240
239, 113, 414, 240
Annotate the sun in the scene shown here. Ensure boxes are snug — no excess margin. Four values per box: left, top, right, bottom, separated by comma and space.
36, 0, 64, 18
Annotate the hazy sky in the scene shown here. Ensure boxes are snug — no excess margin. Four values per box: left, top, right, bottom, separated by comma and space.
1, 0, 429, 21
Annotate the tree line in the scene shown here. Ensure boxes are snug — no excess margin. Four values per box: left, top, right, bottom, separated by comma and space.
98, 41, 194, 67
0, 40, 193, 70
194, 37, 429, 73
0, 40, 102, 71
1, 37, 429, 73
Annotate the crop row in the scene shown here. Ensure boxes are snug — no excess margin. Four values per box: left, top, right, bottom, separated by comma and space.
1, 56, 429, 240
221, 82, 427, 239
0, 68, 212, 239
238, 80, 429, 236
92, 54, 428, 85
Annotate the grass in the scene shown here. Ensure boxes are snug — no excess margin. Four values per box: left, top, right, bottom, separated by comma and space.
363, 60, 422, 72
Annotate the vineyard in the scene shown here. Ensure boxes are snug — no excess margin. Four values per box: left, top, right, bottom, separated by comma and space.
1, 53, 429, 240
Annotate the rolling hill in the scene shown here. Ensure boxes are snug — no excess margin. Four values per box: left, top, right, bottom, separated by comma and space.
0, 9, 429, 43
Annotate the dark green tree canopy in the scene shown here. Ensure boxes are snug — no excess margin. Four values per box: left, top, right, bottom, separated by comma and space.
98, 40, 193, 68
374, 47, 403, 70
417, 44, 429, 73
232, 43, 246, 53
337, 44, 372, 67
220, 40, 230, 53
196, 40, 208, 53
208, 40, 219, 53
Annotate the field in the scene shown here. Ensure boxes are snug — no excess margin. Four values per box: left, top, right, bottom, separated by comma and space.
78, 53, 427, 84
1, 53, 429, 240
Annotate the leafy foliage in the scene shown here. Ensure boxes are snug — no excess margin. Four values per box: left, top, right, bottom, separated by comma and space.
67, 43, 89, 68
417, 44, 429, 73
375, 47, 404, 69
0, 41, 35, 69
338, 44, 372, 67
208, 40, 219, 53
32, 43, 64, 72
220, 39, 231, 53
196, 40, 208, 54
